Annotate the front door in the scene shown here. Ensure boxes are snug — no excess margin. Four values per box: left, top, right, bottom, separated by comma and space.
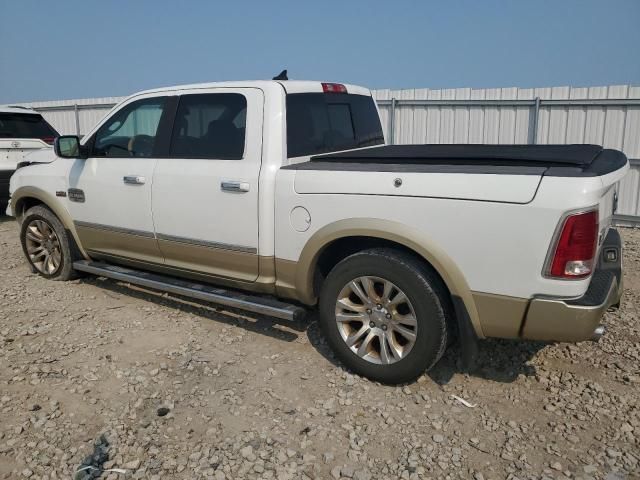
151, 88, 263, 282
67, 95, 169, 264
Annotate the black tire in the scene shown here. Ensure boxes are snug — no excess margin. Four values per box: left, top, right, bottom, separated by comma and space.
318, 248, 450, 384
20, 205, 79, 281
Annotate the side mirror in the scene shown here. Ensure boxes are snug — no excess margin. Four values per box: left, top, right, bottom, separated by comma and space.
54, 135, 87, 159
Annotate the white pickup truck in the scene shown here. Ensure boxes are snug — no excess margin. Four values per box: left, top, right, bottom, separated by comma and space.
6, 78, 627, 383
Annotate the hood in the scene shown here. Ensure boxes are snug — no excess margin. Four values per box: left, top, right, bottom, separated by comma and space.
21, 148, 58, 165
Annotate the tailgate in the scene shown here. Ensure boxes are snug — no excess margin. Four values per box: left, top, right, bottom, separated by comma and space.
595, 166, 627, 258
0, 138, 51, 171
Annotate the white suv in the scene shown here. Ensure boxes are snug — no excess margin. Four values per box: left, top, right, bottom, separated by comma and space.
0, 106, 59, 208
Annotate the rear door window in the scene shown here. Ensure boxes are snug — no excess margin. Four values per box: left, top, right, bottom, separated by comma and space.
0, 113, 59, 142
286, 93, 384, 158
169, 93, 247, 160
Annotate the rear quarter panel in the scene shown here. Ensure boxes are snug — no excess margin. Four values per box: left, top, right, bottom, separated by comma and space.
275, 169, 619, 304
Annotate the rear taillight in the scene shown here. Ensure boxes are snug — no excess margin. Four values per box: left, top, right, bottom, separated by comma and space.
322, 83, 347, 93
548, 210, 599, 278
41, 136, 55, 145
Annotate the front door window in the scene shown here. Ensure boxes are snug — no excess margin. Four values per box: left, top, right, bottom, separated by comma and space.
92, 98, 166, 158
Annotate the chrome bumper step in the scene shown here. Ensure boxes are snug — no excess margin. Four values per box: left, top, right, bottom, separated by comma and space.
73, 260, 306, 322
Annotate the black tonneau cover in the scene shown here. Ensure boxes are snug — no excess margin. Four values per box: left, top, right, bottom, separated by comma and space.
283, 144, 627, 177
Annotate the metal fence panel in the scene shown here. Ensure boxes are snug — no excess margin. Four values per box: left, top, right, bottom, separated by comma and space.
374, 85, 640, 222
5, 84, 640, 223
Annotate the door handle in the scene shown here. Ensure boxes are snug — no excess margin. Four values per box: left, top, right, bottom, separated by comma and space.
123, 175, 146, 185
221, 181, 250, 193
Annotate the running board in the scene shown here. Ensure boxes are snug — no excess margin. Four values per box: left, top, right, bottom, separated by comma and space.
73, 260, 306, 322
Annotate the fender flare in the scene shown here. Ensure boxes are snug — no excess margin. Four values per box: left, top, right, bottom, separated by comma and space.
290, 218, 485, 338
11, 186, 90, 260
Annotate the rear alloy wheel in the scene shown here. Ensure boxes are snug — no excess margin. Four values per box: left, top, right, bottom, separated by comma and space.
335, 276, 418, 365
20, 205, 79, 281
319, 248, 450, 384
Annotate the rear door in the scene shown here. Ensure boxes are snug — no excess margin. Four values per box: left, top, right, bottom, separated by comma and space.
68, 95, 171, 263
151, 88, 264, 281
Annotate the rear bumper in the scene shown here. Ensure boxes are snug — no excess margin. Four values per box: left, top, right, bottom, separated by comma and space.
520, 228, 623, 342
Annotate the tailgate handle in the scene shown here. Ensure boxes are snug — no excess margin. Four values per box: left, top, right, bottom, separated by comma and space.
221, 181, 250, 193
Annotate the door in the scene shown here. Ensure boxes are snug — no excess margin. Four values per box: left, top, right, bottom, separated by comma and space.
152, 88, 263, 281
68, 95, 169, 264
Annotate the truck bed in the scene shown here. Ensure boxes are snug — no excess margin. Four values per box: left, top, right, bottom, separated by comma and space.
284, 144, 627, 177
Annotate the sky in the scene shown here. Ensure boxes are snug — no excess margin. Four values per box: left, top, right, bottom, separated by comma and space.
1, 0, 639, 103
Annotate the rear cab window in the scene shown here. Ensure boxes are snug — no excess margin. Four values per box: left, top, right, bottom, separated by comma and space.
0, 112, 59, 144
286, 93, 384, 159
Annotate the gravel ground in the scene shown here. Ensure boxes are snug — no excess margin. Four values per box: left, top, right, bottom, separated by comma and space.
0, 215, 638, 480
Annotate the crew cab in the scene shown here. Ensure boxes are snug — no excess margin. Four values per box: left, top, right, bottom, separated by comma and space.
0, 106, 59, 208
6, 78, 627, 383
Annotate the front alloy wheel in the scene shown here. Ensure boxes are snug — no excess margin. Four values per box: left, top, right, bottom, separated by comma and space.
24, 219, 62, 275
20, 205, 79, 281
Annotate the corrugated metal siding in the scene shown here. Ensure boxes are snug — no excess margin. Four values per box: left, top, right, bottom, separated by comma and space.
14, 96, 124, 136
6, 84, 640, 220
373, 85, 640, 220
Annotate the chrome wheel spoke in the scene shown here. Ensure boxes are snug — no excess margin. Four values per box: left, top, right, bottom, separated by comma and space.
379, 333, 392, 364
52, 249, 62, 267
395, 313, 417, 327
26, 230, 43, 242
386, 333, 404, 361
30, 249, 47, 261
48, 256, 57, 273
388, 290, 407, 308
392, 324, 417, 342
348, 280, 370, 305
361, 277, 377, 302
346, 325, 370, 347
381, 280, 394, 303
336, 312, 366, 323
36, 220, 50, 237
42, 252, 51, 271
337, 297, 367, 313
356, 330, 377, 357
27, 244, 45, 255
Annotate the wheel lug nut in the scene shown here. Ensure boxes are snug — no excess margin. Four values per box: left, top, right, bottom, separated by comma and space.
382, 324, 388, 331
366, 309, 372, 314
376, 304, 382, 310
386, 313, 391, 319
369, 321, 375, 328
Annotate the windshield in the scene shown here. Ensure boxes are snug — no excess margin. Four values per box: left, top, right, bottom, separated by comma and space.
286, 93, 384, 158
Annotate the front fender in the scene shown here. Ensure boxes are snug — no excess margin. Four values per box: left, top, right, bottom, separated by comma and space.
10, 186, 90, 260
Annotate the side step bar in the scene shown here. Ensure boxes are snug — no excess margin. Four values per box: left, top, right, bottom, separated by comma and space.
73, 260, 306, 322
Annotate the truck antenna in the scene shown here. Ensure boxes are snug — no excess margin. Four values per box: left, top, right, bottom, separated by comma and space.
273, 69, 288, 81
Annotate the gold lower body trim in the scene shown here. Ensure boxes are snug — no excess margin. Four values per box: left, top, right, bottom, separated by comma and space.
471, 292, 529, 338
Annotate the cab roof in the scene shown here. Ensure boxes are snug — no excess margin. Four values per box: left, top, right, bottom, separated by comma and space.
135, 80, 372, 97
